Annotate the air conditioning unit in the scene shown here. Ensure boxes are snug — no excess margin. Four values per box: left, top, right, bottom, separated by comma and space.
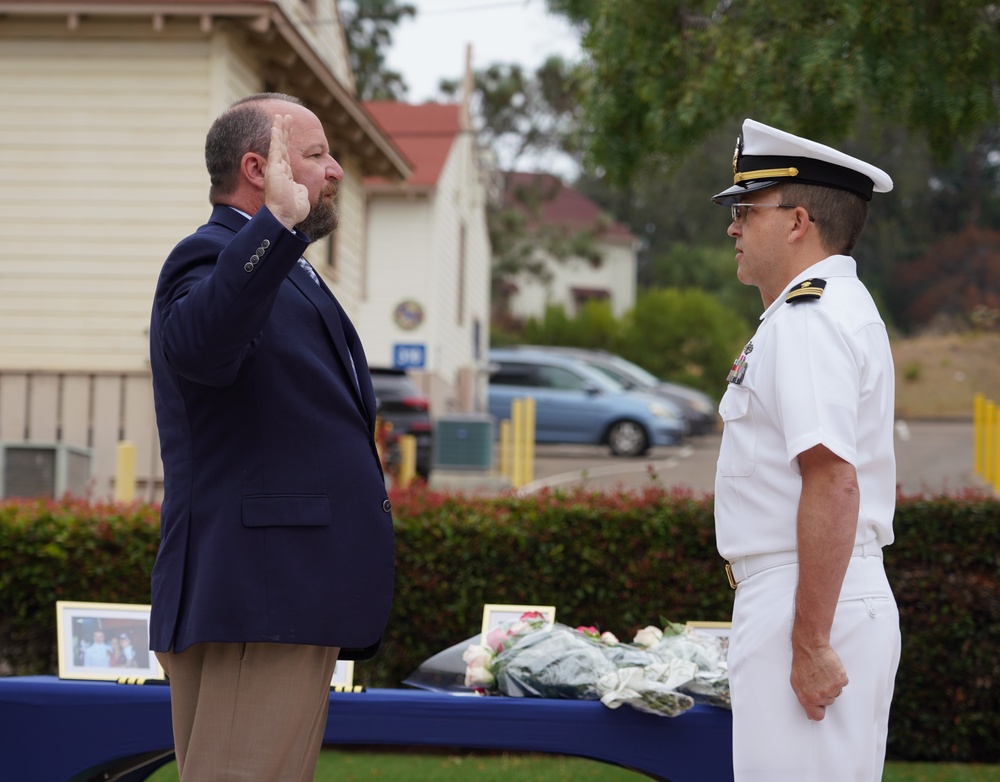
431, 414, 494, 471
0, 443, 92, 499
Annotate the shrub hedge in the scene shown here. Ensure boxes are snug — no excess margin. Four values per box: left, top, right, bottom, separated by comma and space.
0, 489, 997, 763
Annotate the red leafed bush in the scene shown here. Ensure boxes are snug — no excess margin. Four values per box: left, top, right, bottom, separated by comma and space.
1, 488, 997, 762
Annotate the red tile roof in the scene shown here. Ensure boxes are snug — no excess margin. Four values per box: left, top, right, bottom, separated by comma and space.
363, 102, 462, 188
503, 172, 634, 242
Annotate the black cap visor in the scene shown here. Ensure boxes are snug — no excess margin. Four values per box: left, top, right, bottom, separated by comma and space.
711, 180, 780, 206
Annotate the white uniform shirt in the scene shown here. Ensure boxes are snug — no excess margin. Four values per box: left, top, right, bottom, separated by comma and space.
714, 255, 896, 561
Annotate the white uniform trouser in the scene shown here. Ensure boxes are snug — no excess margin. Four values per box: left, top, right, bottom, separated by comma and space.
729, 553, 900, 782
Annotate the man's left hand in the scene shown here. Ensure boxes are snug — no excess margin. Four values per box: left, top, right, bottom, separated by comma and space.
790, 641, 848, 721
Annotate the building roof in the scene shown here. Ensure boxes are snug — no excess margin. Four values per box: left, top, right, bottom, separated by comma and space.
364, 102, 462, 189
503, 172, 634, 243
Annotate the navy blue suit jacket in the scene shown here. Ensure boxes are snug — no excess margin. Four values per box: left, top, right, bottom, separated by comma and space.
149, 205, 394, 659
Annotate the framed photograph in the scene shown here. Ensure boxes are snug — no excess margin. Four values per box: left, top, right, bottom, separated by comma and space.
685, 620, 732, 639
330, 660, 355, 690
685, 620, 732, 658
56, 601, 163, 682
480, 603, 556, 641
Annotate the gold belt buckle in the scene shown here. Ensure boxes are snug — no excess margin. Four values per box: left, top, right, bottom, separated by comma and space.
725, 562, 737, 590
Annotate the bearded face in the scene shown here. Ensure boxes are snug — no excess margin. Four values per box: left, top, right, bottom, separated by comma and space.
295, 185, 339, 241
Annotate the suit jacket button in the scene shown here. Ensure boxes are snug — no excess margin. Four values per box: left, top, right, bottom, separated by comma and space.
261, 239, 270, 249
382, 499, 391, 512
244, 262, 254, 272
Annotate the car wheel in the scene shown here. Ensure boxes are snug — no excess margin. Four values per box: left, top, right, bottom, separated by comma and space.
607, 420, 649, 457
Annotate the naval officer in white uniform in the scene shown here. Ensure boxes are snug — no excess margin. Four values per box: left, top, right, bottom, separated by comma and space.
712, 119, 901, 782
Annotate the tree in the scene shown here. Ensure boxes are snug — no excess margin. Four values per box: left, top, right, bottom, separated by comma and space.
619, 288, 749, 393
439, 59, 612, 326
549, 1, 1000, 332
340, 0, 416, 101
440, 55, 587, 171
494, 291, 750, 393
488, 172, 614, 328
521, 300, 621, 350
548, 0, 1000, 185
898, 225, 1000, 327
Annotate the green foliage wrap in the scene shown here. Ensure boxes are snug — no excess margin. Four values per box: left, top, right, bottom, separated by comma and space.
0, 490, 996, 763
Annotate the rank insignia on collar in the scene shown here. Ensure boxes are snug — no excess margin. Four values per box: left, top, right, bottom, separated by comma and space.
785, 278, 827, 304
727, 340, 753, 385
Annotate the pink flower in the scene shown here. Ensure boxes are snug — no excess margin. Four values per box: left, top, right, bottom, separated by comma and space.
485, 626, 513, 653
575, 625, 600, 638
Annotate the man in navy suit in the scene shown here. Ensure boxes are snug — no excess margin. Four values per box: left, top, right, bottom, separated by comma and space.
149, 93, 395, 781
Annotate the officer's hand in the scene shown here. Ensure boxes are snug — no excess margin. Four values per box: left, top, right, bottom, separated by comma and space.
790, 642, 848, 721
264, 114, 310, 231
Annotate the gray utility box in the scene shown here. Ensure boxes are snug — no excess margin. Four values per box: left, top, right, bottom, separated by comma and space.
431, 414, 494, 471
0, 443, 92, 499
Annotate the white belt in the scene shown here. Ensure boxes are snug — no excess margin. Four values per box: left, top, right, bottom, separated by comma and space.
725, 539, 882, 590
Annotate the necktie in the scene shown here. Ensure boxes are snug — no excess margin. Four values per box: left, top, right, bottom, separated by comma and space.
298, 257, 363, 403
298, 258, 321, 285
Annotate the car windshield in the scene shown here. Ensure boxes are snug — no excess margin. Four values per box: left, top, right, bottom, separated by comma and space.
609, 357, 661, 387
584, 363, 631, 391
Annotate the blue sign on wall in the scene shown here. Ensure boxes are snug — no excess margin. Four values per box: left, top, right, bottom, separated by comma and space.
393, 343, 426, 369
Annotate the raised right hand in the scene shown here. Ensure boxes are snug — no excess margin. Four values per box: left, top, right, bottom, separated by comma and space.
264, 114, 310, 231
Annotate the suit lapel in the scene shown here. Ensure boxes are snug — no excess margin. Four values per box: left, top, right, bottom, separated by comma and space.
289, 265, 375, 426
209, 204, 374, 427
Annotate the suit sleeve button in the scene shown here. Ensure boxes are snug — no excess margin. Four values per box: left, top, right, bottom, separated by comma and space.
382, 499, 391, 512
244, 262, 254, 272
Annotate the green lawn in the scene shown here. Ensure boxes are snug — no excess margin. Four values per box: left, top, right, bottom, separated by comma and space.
146, 750, 1000, 781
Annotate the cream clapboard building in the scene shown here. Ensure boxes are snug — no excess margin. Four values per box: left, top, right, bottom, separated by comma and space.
0, 0, 414, 501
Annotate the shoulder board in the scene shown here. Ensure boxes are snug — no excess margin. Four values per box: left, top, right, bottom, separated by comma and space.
785, 278, 827, 305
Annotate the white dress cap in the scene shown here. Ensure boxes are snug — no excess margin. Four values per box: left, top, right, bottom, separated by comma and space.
712, 118, 893, 205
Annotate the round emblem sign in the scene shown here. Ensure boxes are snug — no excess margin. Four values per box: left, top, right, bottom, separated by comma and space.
393, 299, 424, 330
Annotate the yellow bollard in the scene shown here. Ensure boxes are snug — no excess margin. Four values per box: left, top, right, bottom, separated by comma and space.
115, 441, 136, 503
994, 410, 1000, 494
522, 396, 535, 487
397, 434, 416, 488
973, 392, 984, 477
499, 419, 512, 480
511, 399, 525, 488
984, 401, 996, 486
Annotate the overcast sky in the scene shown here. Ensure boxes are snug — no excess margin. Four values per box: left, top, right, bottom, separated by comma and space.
384, 0, 582, 103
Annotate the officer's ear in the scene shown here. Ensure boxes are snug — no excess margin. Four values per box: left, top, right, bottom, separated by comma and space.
786, 206, 816, 244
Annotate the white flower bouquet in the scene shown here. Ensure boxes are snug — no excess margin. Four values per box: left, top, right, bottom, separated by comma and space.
459, 616, 730, 718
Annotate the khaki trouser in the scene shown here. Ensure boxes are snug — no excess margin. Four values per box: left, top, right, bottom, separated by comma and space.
156, 642, 339, 782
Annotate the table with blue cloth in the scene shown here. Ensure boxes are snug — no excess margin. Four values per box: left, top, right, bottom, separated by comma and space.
0, 676, 733, 781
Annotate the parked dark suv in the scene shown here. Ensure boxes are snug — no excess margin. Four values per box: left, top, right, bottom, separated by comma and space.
370, 367, 432, 478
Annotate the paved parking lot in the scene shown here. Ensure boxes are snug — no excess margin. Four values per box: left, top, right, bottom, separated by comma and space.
516, 420, 987, 497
